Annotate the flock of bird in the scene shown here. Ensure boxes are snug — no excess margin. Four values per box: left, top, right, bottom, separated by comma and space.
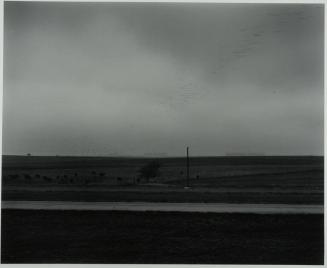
156, 7, 314, 112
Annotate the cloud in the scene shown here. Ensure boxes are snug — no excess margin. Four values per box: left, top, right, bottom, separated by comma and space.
3, 2, 324, 156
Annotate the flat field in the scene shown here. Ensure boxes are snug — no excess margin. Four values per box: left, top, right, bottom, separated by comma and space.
1, 209, 323, 264
1, 155, 324, 264
2, 155, 324, 204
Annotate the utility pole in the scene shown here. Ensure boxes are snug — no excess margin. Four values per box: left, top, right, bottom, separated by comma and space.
186, 146, 190, 188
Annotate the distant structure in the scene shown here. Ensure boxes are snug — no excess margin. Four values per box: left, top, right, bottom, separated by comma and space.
27, 153, 31, 156
225, 152, 265, 156
186, 147, 190, 188
144, 152, 167, 157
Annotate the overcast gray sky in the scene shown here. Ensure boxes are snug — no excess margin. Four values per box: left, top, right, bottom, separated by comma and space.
3, 2, 324, 156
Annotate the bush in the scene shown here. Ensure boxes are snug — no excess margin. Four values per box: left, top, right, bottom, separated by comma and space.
138, 160, 161, 183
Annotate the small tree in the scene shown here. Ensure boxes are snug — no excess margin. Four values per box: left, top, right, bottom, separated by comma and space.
138, 160, 161, 183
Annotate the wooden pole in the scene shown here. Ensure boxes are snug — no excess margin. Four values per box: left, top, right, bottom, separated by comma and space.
186, 146, 189, 187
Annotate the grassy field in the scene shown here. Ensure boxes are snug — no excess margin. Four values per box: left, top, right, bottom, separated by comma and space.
1, 209, 323, 264
1, 156, 324, 264
3, 188, 323, 204
2, 155, 323, 204
2, 155, 323, 188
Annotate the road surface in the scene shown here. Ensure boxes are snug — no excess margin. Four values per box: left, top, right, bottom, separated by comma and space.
1, 201, 323, 214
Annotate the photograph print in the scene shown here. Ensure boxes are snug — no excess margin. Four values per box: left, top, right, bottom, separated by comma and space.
1, 1, 324, 264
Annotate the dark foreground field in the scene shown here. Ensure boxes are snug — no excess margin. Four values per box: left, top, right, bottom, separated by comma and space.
2, 156, 324, 264
1, 209, 324, 264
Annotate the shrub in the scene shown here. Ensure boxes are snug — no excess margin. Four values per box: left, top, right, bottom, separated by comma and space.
138, 160, 161, 183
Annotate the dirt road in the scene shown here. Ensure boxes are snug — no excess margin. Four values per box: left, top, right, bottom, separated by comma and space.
2, 201, 323, 214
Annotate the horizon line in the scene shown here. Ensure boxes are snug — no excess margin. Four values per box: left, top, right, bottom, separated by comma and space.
1, 154, 324, 158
